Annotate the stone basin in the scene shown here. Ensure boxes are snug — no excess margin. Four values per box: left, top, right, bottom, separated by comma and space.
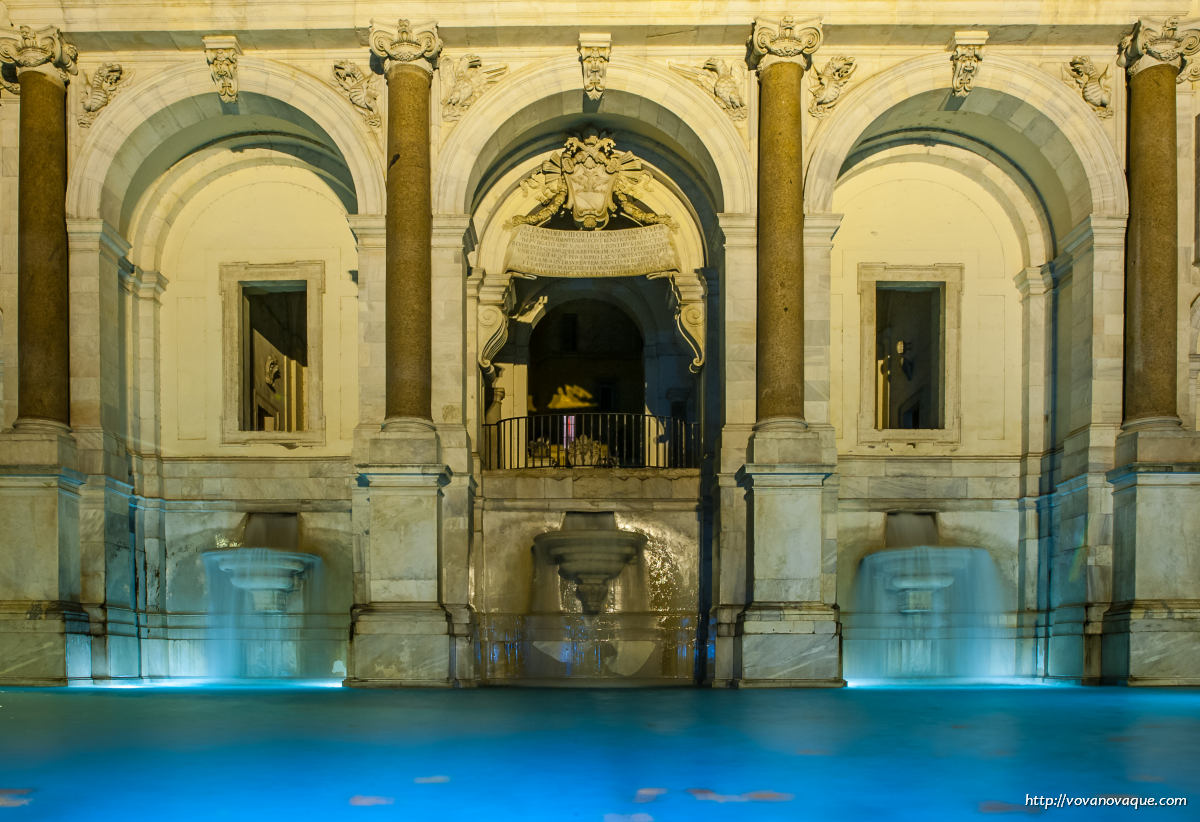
204, 547, 319, 613
534, 512, 646, 613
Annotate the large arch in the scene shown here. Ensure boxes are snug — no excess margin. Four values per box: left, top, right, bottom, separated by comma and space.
805, 53, 1128, 235
66, 57, 385, 225
432, 54, 753, 215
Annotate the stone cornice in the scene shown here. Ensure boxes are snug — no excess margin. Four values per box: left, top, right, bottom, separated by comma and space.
0, 24, 77, 85
369, 18, 442, 76
1118, 16, 1200, 79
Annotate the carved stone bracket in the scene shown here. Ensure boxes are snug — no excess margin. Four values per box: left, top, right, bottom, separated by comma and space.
203, 35, 241, 103
369, 18, 442, 75
78, 63, 130, 127
950, 31, 987, 97
1118, 17, 1200, 82
332, 61, 380, 127
441, 55, 507, 121
579, 33, 611, 101
1063, 57, 1112, 118
665, 272, 707, 373
750, 16, 822, 71
809, 56, 855, 117
476, 274, 518, 378
0, 24, 78, 85
669, 58, 747, 120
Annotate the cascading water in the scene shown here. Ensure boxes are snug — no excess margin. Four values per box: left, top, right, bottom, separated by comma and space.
202, 513, 324, 679
843, 513, 1015, 681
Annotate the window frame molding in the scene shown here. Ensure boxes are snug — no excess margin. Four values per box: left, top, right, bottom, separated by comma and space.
857, 262, 962, 445
219, 260, 326, 446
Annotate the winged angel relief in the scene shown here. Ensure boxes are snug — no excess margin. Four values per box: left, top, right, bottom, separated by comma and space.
510, 131, 675, 231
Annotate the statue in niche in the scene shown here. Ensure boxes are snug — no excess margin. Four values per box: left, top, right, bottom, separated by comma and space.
510, 130, 674, 230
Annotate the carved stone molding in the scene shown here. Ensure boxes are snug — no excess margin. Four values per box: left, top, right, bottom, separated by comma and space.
332, 61, 380, 127
476, 276, 517, 378
369, 18, 442, 75
668, 274, 707, 374
1118, 17, 1200, 82
750, 16, 821, 71
1063, 57, 1112, 118
809, 55, 855, 117
203, 35, 240, 103
78, 62, 129, 127
0, 24, 78, 85
441, 55, 507, 121
950, 31, 987, 97
669, 58, 747, 120
578, 33, 610, 101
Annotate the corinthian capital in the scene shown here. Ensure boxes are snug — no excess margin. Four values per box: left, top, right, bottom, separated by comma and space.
0, 25, 78, 85
750, 16, 821, 72
1118, 16, 1200, 80
369, 18, 442, 75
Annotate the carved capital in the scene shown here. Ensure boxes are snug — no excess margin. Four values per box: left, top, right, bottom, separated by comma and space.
950, 31, 987, 97
750, 16, 821, 72
369, 19, 442, 76
578, 33, 610, 101
0, 25, 78, 85
203, 35, 241, 103
1118, 17, 1200, 81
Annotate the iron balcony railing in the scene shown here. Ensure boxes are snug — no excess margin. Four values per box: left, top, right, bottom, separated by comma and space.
482, 413, 699, 470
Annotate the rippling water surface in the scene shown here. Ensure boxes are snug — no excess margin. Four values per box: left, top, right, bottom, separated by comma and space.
1, 685, 1197, 820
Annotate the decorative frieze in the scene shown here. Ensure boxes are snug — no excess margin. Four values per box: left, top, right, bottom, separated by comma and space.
1118, 17, 1200, 81
809, 56, 855, 117
578, 33, 611, 101
78, 63, 129, 127
0, 24, 78, 84
750, 16, 821, 71
332, 61, 380, 127
203, 35, 240, 103
369, 18, 442, 75
950, 31, 987, 96
669, 58, 747, 120
441, 55, 507, 121
1063, 57, 1112, 118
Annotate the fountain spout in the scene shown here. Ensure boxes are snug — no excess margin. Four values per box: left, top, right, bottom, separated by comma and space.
534, 512, 645, 613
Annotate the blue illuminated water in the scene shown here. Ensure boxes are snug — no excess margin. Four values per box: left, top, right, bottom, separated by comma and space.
1, 685, 1197, 820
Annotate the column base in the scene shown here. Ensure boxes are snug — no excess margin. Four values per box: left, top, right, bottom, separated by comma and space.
0, 601, 92, 685
732, 603, 844, 687
1101, 601, 1200, 685
345, 604, 453, 687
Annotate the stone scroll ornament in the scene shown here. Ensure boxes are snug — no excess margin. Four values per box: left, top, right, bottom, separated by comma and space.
205, 37, 240, 103
578, 33, 611, 101
750, 15, 822, 70
369, 18, 443, 73
1062, 57, 1112, 118
332, 61, 380, 127
951, 43, 982, 96
0, 24, 78, 84
1118, 17, 1200, 82
809, 55, 856, 117
441, 55, 508, 121
669, 58, 747, 120
78, 63, 130, 127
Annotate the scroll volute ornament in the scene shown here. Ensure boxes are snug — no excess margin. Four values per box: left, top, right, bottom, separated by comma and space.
750, 16, 822, 71
1118, 17, 1200, 81
369, 19, 443, 74
0, 25, 78, 83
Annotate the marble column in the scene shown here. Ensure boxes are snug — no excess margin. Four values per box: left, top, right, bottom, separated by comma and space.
0, 26, 76, 430
348, 20, 453, 687
1101, 18, 1200, 686
732, 18, 841, 688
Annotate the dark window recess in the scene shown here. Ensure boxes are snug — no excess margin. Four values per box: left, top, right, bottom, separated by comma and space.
241, 285, 307, 432
875, 285, 942, 430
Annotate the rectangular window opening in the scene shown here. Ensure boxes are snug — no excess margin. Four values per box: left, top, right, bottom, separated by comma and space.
240, 283, 307, 432
875, 284, 943, 430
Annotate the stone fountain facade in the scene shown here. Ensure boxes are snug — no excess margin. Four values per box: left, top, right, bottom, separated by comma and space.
0, 3, 1199, 687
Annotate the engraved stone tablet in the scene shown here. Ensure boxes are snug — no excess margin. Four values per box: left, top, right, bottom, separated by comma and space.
504, 224, 679, 278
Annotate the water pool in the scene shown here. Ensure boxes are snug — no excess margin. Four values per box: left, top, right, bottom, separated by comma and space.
1, 685, 1197, 820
